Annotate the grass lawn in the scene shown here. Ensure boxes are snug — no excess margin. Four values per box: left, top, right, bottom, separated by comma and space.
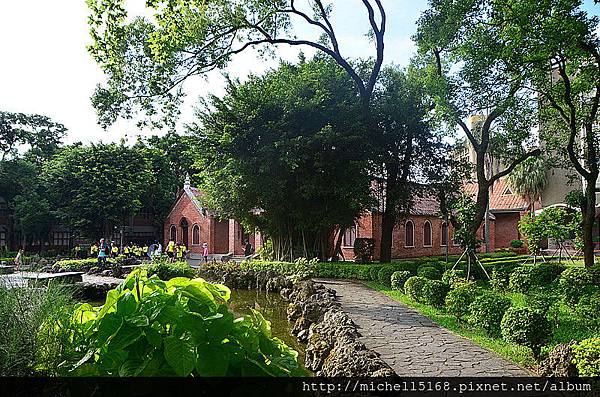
365, 280, 598, 373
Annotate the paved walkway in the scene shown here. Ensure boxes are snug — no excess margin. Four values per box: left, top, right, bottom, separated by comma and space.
314, 278, 530, 377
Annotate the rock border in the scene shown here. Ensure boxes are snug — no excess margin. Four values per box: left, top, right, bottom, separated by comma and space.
197, 268, 396, 376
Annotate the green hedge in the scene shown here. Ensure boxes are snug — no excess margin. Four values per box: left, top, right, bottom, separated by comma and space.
315, 263, 372, 280
573, 338, 600, 376
54, 258, 112, 271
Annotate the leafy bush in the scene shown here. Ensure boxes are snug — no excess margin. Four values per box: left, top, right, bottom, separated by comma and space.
530, 263, 565, 285
390, 261, 419, 275
572, 338, 600, 376
377, 266, 396, 287
500, 307, 551, 359
314, 263, 371, 280
490, 266, 512, 291
242, 258, 317, 280
527, 286, 560, 317
468, 292, 511, 336
391, 271, 411, 291
575, 291, 600, 331
404, 276, 427, 302
441, 269, 466, 287
0, 284, 74, 375
369, 265, 384, 281
50, 270, 303, 376
559, 268, 593, 305
54, 258, 109, 271
445, 282, 478, 321
417, 266, 441, 280
146, 260, 195, 280
510, 239, 524, 249
508, 267, 534, 293
353, 238, 375, 263
421, 280, 449, 308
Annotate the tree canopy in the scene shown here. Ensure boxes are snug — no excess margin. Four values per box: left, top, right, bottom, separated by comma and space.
192, 57, 373, 260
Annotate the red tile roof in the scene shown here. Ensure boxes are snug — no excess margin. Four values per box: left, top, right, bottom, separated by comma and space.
464, 179, 529, 212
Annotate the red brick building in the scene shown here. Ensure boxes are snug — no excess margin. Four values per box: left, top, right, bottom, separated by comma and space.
339, 178, 529, 261
163, 179, 262, 256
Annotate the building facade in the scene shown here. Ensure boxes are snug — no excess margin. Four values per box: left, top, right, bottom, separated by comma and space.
163, 179, 262, 256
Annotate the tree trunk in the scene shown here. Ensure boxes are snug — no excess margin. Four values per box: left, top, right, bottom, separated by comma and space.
583, 176, 597, 268
380, 162, 399, 263
332, 227, 345, 261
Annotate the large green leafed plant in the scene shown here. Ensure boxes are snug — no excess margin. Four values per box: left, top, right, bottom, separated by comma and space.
49, 269, 302, 377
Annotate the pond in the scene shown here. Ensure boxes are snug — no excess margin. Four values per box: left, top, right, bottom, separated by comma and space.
228, 289, 307, 367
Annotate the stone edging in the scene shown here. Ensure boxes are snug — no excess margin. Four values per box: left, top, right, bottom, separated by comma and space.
197, 268, 396, 376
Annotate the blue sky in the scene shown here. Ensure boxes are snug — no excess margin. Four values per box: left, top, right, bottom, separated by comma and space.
0, 0, 596, 143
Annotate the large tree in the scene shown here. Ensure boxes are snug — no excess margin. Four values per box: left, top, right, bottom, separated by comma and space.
415, 0, 541, 256
506, 156, 548, 214
372, 65, 445, 262
43, 143, 152, 239
193, 58, 372, 260
87, 0, 387, 128
494, 0, 599, 267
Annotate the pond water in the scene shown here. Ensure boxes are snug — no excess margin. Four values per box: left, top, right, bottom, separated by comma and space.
228, 289, 307, 366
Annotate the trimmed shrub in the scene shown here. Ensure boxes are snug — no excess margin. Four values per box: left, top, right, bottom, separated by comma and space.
444, 282, 478, 321
530, 263, 566, 286
490, 266, 512, 291
468, 292, 511, 336
146, 260, 195, 280
559, 268, 593, 305
575, 290, 600, 331
422, 280, 449, 308
54, 258, 109, 271
368, 265, 382, 281
417, 266, 442, 280
404, 276, 427, 302
391, 261, 419, 275
527, 286, 560, 316
510, 239, 524, 249
377, 266, 396, 287
353, 238, 375, 263
501, 307, 552, 359
508, 267, 534, 293
314, 263, 371, 280
572, 338, 600, 376
391, 271, 412, 291
441, 269, 466, 287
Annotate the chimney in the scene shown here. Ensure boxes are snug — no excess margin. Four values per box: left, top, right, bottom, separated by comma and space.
184, 174, 191, 190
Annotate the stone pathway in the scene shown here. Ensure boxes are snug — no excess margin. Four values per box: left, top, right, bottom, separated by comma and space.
314, 278, 530, 377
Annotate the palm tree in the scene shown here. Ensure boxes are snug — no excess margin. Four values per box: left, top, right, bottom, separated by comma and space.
506, 156, 548, 215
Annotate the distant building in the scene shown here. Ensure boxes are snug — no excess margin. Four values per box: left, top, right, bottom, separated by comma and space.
163, 177, 262, 256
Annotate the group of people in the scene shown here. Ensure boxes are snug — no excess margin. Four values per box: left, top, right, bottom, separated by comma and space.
86, 238, 254, 266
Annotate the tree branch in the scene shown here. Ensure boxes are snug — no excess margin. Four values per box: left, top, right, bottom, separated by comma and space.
488, 148, 541, 185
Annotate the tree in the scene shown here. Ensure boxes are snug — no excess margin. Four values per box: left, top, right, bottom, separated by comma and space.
134, 133, 199, 230
493, 0, 599, 267
11, 190, 53, 251
192, 58, 372, 260
42, 143, 152, 239
415, 0, 541, 258
86, 0, 386, 127
506, 156, 548, 214
0, 111, 66, 163
371, 65, 445, 263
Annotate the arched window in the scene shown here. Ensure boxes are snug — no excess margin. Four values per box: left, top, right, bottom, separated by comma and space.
169, 225, 177, 242
441, 222, 449, 247
343, 225, 357, 247
423, 220, 432, 247
405, 220, 414, 247
192, 225, 200, 245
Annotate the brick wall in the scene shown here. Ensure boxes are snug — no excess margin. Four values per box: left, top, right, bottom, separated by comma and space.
493, 212, 521, 249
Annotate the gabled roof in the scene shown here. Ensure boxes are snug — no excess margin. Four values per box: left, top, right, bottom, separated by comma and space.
464, 178, 529, 212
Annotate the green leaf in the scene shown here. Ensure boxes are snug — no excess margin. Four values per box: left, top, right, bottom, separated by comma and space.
117, 292, 137, 316
163, 336, 197, 377
145, 326, 163, 348
126, 313, 149, 327
196, 345, 229, 376
108, 325, 143, 351
96, 312, 123, 345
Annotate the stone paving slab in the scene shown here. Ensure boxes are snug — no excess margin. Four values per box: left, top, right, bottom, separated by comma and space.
314, 278, 530, 377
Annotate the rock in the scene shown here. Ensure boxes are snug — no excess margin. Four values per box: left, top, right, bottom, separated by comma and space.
297, 329, 309, 343
287, 303, 302, 323
539, 341, 578, 377
39, 258, 48, 266
292, 316, 311, 336
101, 270, 113, 277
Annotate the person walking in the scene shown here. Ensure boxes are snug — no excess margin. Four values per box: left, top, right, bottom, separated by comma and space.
243, 240, 254, 258
202, 242, 209, 263
166, 240, 175, 262
98, 238, 109, 266
14, 248, 23, 271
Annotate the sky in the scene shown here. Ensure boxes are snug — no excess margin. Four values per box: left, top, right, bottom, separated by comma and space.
0, 0, 597, 144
